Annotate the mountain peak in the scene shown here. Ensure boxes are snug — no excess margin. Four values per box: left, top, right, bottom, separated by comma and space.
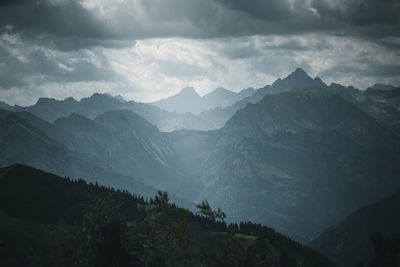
294, 67, 307, 74
204, 87, 234, 98
270, 68, 326, 93
288, 67, 312, 81
178, 87, 200, 97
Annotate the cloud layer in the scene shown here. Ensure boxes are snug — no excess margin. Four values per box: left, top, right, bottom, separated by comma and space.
0, 0, 399, 105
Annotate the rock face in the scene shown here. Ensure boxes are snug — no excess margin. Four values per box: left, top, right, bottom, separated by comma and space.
310, 191, 400, 267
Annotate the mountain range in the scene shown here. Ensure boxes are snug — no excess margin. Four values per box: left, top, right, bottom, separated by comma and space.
2, 93, 214, 132
1, 68, 399, 245
149, 86, 256, 114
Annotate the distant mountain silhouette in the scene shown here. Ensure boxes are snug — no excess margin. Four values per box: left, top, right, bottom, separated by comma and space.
311, 190, 400, 267
150, 86, 255, 114
11, 93, 214, 131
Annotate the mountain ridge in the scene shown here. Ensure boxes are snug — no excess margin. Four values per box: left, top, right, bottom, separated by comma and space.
150, 86, 256, 114
1, 68, 400, 244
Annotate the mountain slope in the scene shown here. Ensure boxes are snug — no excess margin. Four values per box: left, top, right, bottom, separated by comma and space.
355, 87, 400, 131
150, 87, 203, 114
0, 109, 157, 198
54, 110, 179, 189
170, 90, 400, 242
310, 191, 400, 267
0, 108, 193, 206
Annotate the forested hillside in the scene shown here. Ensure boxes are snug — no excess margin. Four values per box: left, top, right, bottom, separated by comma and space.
0, 164, 335, 267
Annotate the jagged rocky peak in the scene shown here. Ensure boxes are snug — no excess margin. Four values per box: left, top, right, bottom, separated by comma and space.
289, 67, 312, 80
271, 68, 327, 93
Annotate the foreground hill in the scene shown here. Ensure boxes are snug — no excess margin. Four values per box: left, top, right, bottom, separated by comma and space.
0, 164, 335, 267
310, 191, 400, 267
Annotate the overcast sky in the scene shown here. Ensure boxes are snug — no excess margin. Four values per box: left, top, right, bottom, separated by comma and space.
0, 0, 399, 105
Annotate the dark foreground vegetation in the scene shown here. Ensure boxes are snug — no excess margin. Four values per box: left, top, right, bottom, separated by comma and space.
0, 164, 335, 267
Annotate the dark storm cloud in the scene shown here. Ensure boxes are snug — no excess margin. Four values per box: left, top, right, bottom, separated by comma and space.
312, 0, 400, 27
319, 61, 400, 80
216, 0, 399, 38
220, 36, 332, 60
0, 0, 399, 103
0, 31, 118, 89
1, 0, 399, 49
0, 0, 113, 50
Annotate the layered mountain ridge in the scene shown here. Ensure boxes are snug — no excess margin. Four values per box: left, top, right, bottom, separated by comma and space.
1, 68, 399, 244
149, 86, 256, 114
6, 92, 214, 132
